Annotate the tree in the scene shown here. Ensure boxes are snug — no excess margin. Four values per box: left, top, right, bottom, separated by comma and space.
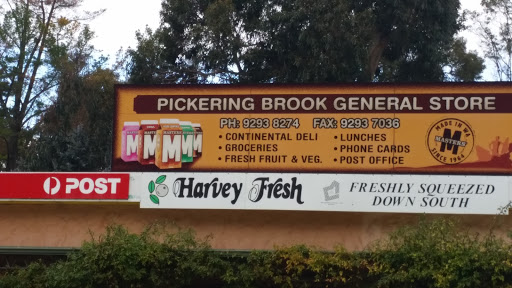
20, 67, 118, 172
445, 37, 486, 81
469, 0, 512, 81
127, 0, 484, 84
0, 0, 101, 171
20, 25, 118, 172
126, 27, 171, 84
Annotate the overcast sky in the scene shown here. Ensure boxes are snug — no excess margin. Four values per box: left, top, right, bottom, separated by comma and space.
82, 0, 489, 79
83, 0, 161, 59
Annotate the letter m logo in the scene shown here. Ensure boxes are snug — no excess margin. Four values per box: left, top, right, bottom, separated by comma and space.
440, 129, 461, 154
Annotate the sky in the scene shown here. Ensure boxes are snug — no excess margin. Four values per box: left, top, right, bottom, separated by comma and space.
82, 0, 162, 60
82, 0, 490, 79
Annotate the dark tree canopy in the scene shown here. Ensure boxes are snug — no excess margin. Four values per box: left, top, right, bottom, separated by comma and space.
127, 0, 484, 84
20, 27, 117, 172
445, 38, 486, 82
0, 0, 103, 170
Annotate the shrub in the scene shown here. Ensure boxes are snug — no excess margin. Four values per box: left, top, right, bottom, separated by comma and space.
368, 217, 512, 288
0, 261, 48, 288
0, 223, 227, 288
229, 245, 374, 288
2, 218, 512, 288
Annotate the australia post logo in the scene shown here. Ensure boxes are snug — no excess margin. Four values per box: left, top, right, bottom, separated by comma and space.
0, 173, 130, 200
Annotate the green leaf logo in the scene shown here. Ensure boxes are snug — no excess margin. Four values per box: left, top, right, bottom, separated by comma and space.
155, 175, 166, 184
148, 176, 168, 205
150, 194, 160, 205
148, 181, 155, 193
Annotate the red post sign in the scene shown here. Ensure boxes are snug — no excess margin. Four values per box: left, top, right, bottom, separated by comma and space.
0, 173, 130, 200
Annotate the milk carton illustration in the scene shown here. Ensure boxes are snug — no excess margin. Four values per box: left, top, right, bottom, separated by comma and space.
137, 120, 159, 165
155, 119, 183, 169
121, 121, 139, 162
180, 121, 194, 163
192, 123, 203, 158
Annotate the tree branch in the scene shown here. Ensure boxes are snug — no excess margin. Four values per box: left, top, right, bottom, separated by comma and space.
21, 0, 56, 118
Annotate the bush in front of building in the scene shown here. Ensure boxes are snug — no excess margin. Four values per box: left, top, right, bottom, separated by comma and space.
229, 245, 375, 287
369, 217, 512, 288
0, 223, 228, 288
1, 218, 512, 288
0, 260, 47, 288
227, 218, 512, 288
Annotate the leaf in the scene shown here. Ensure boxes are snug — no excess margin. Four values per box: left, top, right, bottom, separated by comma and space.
150, 194, 160, 205
148, 181, 155, 193
155, 175, 166, 184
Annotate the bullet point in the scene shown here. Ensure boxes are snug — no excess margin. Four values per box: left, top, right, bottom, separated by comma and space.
334, 147, 337, 151
218, 157, 221, 160
219, 146, 222, 150
219, 135, 222, 138
334, 136, 338, 139
334, 158, 337, 162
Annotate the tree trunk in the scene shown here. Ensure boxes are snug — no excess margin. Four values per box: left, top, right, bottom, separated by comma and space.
368, 33, 389, 81
6, 133, 19, 171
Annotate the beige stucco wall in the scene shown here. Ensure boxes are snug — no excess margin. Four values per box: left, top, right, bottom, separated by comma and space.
0, 203, 510, 251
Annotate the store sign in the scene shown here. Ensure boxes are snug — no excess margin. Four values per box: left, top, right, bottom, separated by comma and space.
2, 171, 509, 214
135, 172, 511, 215
112, 84, 512, 174
0, 173, 130, 200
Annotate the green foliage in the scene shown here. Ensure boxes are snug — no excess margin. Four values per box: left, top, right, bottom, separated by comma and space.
467, 0, 512, 81
0, 0, 104, 170
45, 224, 226, 288
0, 223, 227, 288
127, 0, 483, 84
235, 245, 373, 288
362, 0, 461, 81
20, 47, 118, 171
19, 24, 119, 171
446, 38, 486, 82
2, 219, 512, 287
368, 218, 512, 288
0, 261, 48, 288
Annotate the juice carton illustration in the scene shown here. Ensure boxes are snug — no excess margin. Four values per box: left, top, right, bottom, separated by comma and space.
155, 119, 183, 169
121, 121, 139, 162
192, 123, 203, 158
180, 121, 195, 163
137, 120, 160, 165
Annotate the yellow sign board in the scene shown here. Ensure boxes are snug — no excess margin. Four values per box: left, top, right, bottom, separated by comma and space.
112, 84, 512, 174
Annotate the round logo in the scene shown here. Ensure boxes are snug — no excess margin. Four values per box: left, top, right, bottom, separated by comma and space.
155, 184, 169, 197
43, 177, 61, 195
426, 118, 474, 165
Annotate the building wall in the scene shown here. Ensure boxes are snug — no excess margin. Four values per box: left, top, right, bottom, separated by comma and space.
0, 203, 509, 250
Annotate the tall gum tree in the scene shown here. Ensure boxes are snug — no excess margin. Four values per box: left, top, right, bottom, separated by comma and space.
0, 0, 100, 170
20, 25, 119, 171
468, 0, 512, 81
127, 0, 483, 84
355, 0, 461, 81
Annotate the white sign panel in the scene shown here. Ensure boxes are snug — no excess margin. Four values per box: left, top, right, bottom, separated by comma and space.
133, 173, 511, 215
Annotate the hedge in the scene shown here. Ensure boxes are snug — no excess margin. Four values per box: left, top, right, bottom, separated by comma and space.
2, 218, 512, 288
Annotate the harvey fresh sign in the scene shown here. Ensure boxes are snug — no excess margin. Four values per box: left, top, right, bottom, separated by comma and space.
141, 173, 304, 207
